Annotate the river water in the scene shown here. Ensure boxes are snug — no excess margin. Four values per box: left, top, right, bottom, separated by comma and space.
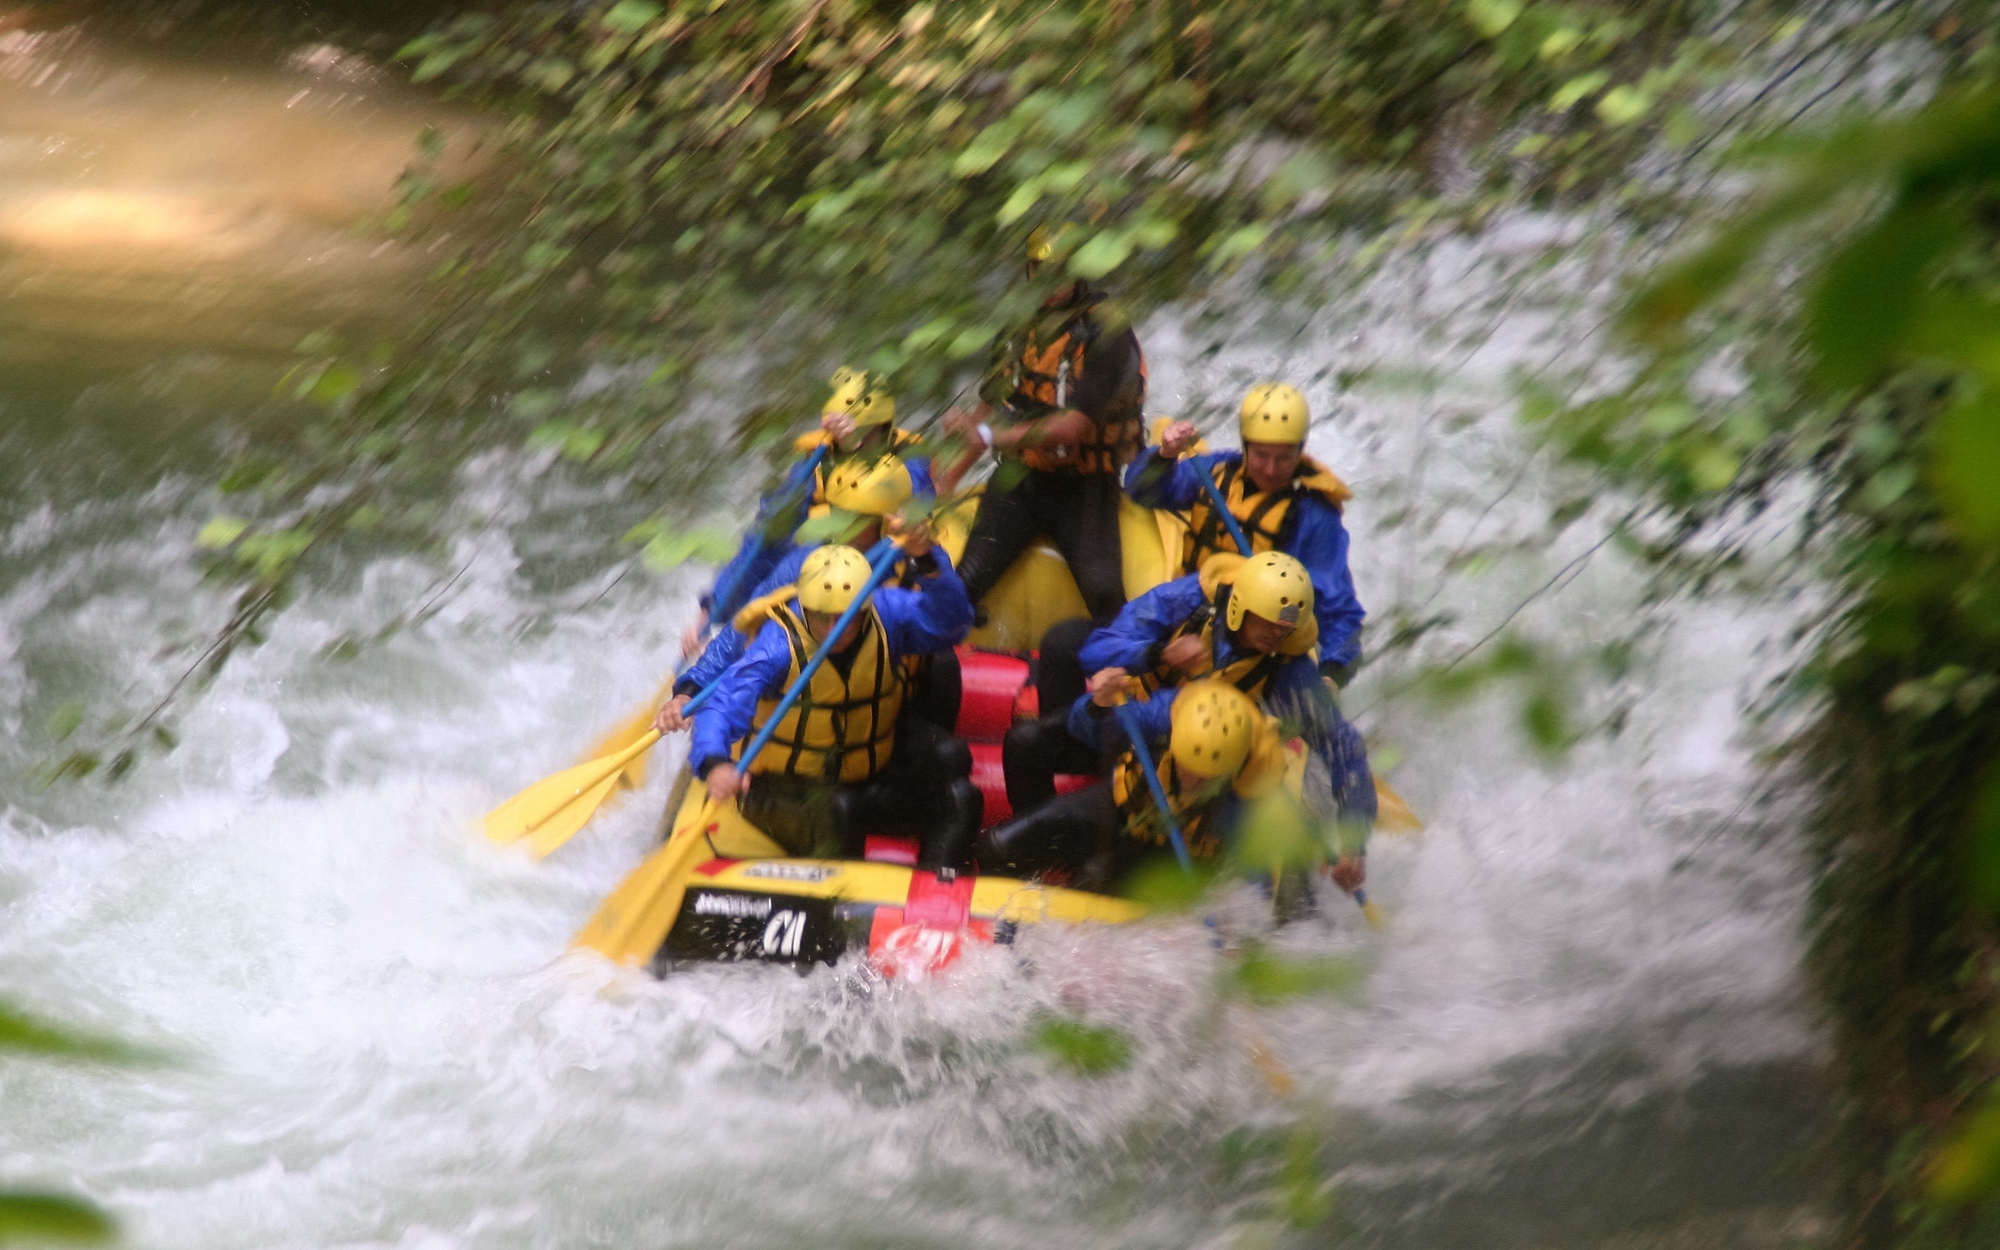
0, 17, 1852, 1250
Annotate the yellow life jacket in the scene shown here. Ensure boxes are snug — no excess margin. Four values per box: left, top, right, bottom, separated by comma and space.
994, 291, 1144, 476
738, 598, 903, 784
1139, 562, 1320, 696
1183, 454, 1352, 572
1110, 715, 1287, 858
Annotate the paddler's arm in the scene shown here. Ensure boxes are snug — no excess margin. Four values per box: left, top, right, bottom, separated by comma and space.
676, 546, 815, 701
686, 628, 791, 783
672, 626, 747, 701
1273, 663, 1368, 888
1077, 574, 1208, 675
1123, 444, 1215, 511
1066, 680, 1177, 753
872, 531, 975, 653
941, 403, 1096, 463
1292, 502, 1364, 680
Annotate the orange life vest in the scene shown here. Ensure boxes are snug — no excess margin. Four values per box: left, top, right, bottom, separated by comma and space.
997, 291, 1144, 475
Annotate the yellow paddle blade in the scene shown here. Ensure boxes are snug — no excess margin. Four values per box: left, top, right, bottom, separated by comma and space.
483, 730, 662, 847
582, 679, 675, 791
1373, 776, 1423, 834
1360, 897, 1386, 931
572, 800, 719, 966
523, 768, 626, 860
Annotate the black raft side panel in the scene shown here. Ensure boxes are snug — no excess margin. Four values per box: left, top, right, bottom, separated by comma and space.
654, 886, 875, 972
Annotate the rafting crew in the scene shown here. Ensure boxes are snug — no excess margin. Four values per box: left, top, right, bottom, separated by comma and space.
1125, 383, 1364, 687
980, 679, 1286, 890
684, 367, 935, 657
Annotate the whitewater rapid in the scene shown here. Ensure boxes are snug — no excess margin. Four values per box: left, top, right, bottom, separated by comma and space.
1, 23, 1845, 1250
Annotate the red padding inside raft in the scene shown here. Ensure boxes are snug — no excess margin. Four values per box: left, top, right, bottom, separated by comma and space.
954, 646, 1029, 743
864, 835, 919, 866
971, 741, 1011, 826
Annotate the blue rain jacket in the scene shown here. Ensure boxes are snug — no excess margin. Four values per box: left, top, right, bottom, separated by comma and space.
1123, 447, 1363, 672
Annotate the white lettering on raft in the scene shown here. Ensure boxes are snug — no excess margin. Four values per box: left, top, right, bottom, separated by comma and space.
692, 892, 773, 919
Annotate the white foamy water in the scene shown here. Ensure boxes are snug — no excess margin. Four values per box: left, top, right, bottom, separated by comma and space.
1, 25, 1844, 1250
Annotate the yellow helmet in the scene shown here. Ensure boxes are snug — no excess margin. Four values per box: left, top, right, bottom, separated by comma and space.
1026, 225, 1055, 265
824, 366, 895, 427
821, 455, 914, 517
1239, 383, 1309, 446
1225, 551, 1313, 633
796, 544, 874, 615
1168, 680, 1258, 778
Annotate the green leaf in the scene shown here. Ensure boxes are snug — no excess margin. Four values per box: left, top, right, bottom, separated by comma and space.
1805, 200, 1960, 390
45, 702, 84, 743
1640, 402, 1696, 436
1121, 858, 1218, 910
1209, 223, 1271, 269
0, 1193, 114, 1244
995, 181, 1045, 226
1550, 71, 1609, 112
1068, 230, 1132, 279
601, 1, 661, 32
0, 1002, 155, 1064
410, 50, 464, 84
1688, 444, 1740, 492
512, 389, 564, 421
1465, 0, 1522, 38
1228, 947, 1358, 1005
1595, 86, 1651, 127
1540, 27, 1582, 58
195, 517, 248, 549
1031, 1017, 1132, 1074
307, 364, 361, 406
952, 124, 1016, 177
1935, 392, 2000, 541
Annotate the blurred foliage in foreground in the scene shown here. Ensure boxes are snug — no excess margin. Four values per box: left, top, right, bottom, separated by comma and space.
106, 0, 1829, 770
0, 1002, 145, 1245
1533, 79, 2000, 1243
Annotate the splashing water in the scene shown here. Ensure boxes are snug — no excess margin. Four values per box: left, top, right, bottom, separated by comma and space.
0, 24, 1847, 1250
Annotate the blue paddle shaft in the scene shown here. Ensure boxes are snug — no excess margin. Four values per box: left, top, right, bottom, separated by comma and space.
734, 539, 902, 769
1114, 701, 1194, 874
1195, 466, 1254, 557
707, 443, 832, 625
673, 443, 835, 708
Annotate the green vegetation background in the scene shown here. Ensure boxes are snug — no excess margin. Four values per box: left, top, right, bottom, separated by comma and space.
15, 0, 2000, 1244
